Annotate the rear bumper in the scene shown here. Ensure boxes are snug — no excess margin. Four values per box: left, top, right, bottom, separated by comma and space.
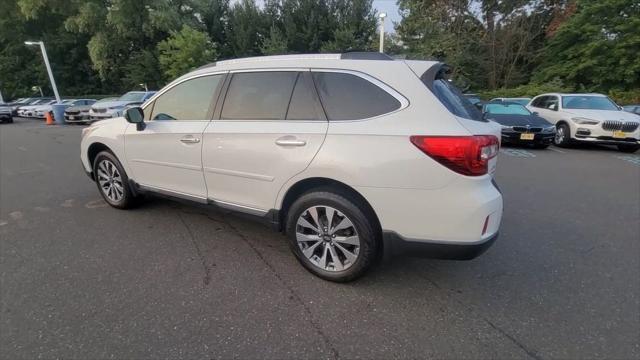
383, 231, 498, 259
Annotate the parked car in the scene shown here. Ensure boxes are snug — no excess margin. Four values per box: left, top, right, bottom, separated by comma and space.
81, 53, 503, 282
527, 93, 640, 152
0, 103, 13, 123
483, 102, 555, 148
490, 97, 532, 106
622, 105, 640, 116
33, 99, 80, 118
89, 91, 156, 121
65, 98, 104, 123
35, 99, 96, 118
18, 99, 55, 117
12, 98, 51, 116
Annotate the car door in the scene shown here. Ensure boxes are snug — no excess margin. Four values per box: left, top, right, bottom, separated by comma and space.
543, 96, 563, 123
201, 70, 328, 213
124, 74, 226, 200
531, 96, 555, 124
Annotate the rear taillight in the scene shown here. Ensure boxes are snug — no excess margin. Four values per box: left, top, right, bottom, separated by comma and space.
410, 135, 499, 176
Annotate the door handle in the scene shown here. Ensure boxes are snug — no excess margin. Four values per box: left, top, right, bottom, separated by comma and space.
275, 136, 306, 147
180, 135, 201, 144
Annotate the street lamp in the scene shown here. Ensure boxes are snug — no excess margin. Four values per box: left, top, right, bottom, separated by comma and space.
25, 41, 61, 103
378, 12, 387, 53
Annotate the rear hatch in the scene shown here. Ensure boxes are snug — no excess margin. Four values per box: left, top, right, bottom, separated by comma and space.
406, 61, 501, 176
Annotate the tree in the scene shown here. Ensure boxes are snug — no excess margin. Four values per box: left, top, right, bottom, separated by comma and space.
534, 0, 640, 92
397, 0, 487, 89
261, 26, 288, 55
158, 25, 217, 79
227, 0, 266, 57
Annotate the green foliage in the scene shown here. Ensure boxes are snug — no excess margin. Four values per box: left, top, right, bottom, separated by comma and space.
477, 78, 572, 99
1, 0, 637, 101
534, 0, 640, 92
261, 26, 288, 55
158, 25, 217, 79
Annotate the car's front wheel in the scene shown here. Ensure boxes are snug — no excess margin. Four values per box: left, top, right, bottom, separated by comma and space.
286, 190, 380, 282
617, 144, 640, 153
93, 151, 138, 209
554, 123, 571, 147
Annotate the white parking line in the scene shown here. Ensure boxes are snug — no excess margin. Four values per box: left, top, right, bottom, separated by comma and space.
547, 147, 566, 154
500, 148, 536, 158
614, 155, 640, 167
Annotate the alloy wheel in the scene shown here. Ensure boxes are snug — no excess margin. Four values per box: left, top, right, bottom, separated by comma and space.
555, 126, 564, 144
97, 159, 124, 202
296, 205, 361, 272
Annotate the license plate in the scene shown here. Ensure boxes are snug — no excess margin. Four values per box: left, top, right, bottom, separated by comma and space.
520, 133, 535, 140
69, 116, 74, 120
613, 130, 626, 138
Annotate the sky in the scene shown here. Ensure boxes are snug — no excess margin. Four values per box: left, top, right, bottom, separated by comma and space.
372, 0, 401, 33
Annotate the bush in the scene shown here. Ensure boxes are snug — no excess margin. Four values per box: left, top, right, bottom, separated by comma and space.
607, 89, 640, 105
476, 78, 571, 100
476, 79, 640, 105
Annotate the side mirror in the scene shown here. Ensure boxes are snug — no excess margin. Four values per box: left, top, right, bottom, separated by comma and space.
124, 107, 145, 131
533, 111, 539, 116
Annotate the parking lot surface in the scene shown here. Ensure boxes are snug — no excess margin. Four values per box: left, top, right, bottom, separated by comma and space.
1, 118, 639, 359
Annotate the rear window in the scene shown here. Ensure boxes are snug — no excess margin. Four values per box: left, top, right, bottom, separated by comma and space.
312, 72, 401, 120
427, 78, 483, 121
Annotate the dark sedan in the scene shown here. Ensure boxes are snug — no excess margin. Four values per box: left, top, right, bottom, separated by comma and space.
483, 102, 556, 148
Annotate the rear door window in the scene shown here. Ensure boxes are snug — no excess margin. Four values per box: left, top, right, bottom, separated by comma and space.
221, 72, 298, 120
312, 72, 401, 120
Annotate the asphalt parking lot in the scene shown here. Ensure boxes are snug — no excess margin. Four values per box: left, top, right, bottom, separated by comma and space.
1, 117, 639, 359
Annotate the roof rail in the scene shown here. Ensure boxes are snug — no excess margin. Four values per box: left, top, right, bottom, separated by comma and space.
340, 52, 394, 61
195, 62, 217, 71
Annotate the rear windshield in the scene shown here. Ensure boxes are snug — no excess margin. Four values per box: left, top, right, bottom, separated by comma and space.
562, 96, 618, 110
423, 75, 483, 121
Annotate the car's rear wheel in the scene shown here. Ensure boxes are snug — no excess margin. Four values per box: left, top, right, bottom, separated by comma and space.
617, 144, 640, 153
286, 190, 379, 282
93, 151, 138, 209
554, 123, 571, 147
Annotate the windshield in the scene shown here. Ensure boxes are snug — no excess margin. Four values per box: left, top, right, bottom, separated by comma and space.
485, 103, 531, 115
465, 96, 481, 105
118, 92, 146, 102
562, 96, 618, 110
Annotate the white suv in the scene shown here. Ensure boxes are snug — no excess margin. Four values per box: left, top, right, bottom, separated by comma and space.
80, 53, 503, 282
527, 93, 640, 152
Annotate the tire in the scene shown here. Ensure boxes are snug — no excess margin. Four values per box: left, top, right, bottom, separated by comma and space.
617, 144, 640, 153
554, 123, 571, 147
92, 151, 138, 209
285, 190, 380, 282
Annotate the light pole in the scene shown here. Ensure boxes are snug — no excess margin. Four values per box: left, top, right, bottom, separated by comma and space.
378, 12, 387, 53
25, 41, 61, 103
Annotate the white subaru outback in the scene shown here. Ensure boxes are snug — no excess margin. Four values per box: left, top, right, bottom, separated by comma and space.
81, 53, 503, 282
